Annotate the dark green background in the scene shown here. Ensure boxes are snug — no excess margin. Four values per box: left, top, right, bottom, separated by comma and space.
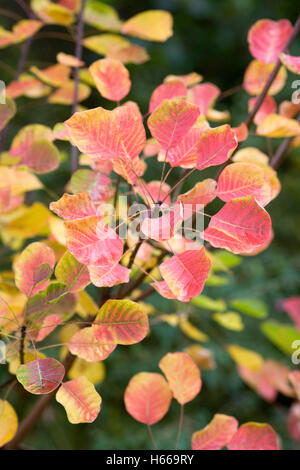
0, 0, 300, 450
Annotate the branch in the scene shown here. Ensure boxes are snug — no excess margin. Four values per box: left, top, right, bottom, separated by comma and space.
245, 14, 300, 128
71, 0, 87, 174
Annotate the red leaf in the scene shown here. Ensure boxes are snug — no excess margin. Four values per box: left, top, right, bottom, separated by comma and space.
148, 98, 200, 150
204, 196, 272, 254
196, 124, 238, 171
159, 247, 211, 302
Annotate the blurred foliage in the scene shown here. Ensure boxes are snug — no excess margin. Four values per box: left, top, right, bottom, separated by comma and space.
0, 0, 300, 450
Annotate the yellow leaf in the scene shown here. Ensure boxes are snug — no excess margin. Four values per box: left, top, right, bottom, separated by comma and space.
213, 312, 244, 331
227, 344, 263, 372
2, 203, 50, 240
159, 314, 180, 327
76, 290, 98, 319
121, 10, 173, 42
0, 400, 18, 446
179, 318, 208, 342
68, 358, 105, 385
257, 114, 300, 138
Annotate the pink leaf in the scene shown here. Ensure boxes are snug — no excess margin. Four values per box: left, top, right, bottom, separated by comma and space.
248, 19, 293, 64
89, 58, 131, 102
188, 83, 220, 114
280, 52, 300, 74
159, 247, 211, 302
249, 95, 276, 125
148, 98, 200, 150
152, 280, 177, 299
204, 196, 272, 254
35, 314, 62, 342
287, 403, 300, 442
167, 119, 210, 168
149, 80, 187, 113
227, 422, 279, 450
196, 124, 238, 171
289, 371, 300, 401
14, 242, 56, 297
282, 297, 300, 330
141, 203, 183, 241
88, 262, 130, 287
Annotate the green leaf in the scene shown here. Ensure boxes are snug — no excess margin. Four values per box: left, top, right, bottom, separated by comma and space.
84, 0, 122, 32
206, 273, 228, 286
261, 321, 300, 356
191, 295, 226, 312
231, 298, 268, 319
213, 250, 242, 270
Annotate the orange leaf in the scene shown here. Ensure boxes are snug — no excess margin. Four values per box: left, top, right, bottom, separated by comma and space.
159, 352, 201, 404
89, 58, 131, 102
124, 372, 172, 424
192, 414, 238, 450
68, 327, 116, 362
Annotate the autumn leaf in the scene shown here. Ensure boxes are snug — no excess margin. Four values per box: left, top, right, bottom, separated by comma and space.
121, 10, 173, 42
227, 422, 279, 450
14, 242, 55, 297
124, 372, 172, 424
89, 58, 131, 102
93, 299, 149, 345
204, 196, 272, 254
0, 400, 18, 447
17, 358, 65, 394
159, 352, 202, 404
159, 248, 211, 302
148, 98, 200, 150
248, 19, 292, 64
56, 376, 102, 423
192, 414, 238, 450
68, 327, 116, 362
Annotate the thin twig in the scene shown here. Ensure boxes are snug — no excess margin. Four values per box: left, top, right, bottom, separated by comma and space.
147, 424, 158, 450
174, 404, 184, 450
